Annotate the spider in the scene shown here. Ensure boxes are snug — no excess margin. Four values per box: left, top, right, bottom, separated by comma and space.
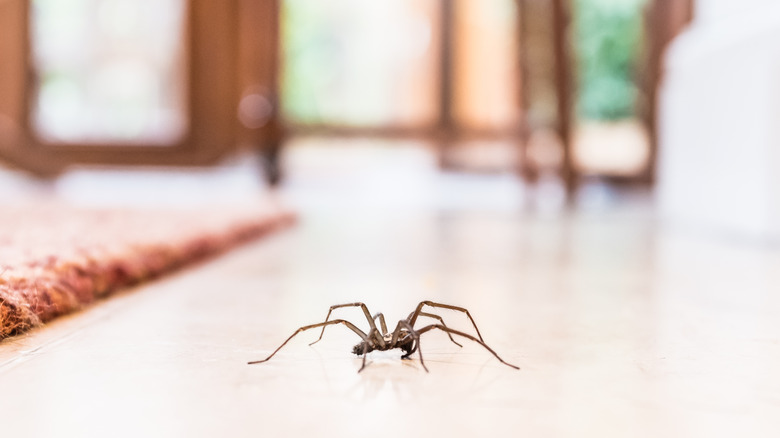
248, 301, 519, 372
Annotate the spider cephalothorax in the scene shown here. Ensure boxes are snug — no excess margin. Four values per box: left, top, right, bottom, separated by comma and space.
249, 301, 519, 372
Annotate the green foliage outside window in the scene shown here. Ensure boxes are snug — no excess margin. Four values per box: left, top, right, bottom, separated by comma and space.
574, 0, 646, 121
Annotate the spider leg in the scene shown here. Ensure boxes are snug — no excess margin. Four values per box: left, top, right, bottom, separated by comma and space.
399, 321, 427, 372
407, 311, 463, 348
248, 319, 368, 365
358, 328, 378, 373
372, 313, 388, 335
415, 324, 519, 370
309, 303, 384, 348
389, 321, 405, 346
408, 301, 485, 342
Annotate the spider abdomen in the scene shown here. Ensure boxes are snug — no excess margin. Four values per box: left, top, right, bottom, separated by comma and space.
352, 341, 375, 356
351, 335, 415, 357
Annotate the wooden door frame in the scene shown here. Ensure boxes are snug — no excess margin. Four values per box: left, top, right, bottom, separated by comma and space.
516, 0, 575, 195
237, 0, 283, 183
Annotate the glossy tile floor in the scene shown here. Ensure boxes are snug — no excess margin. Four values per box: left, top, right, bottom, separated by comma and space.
2, 142, 780, 437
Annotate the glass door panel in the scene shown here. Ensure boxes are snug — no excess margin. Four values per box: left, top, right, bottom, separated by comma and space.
30, 0, 188, 145
282, 0, 439, 128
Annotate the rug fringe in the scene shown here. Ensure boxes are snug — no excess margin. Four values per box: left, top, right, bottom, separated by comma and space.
0, 208, 294, 341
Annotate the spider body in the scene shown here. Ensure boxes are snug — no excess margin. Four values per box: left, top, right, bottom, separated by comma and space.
249, 301, 519, 372
351, 332, 415, 357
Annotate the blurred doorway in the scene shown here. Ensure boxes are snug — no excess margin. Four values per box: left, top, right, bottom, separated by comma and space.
0, 0, 693, 193
520, 0, 692, 193
280, 0, 692, 190
571, 0, 651, 180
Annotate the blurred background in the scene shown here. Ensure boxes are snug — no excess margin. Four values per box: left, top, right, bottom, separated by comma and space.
9, 3, 780, 435
2, 0, 778, 241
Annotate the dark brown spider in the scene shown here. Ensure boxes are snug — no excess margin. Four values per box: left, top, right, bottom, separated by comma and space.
248, 301, 519, 372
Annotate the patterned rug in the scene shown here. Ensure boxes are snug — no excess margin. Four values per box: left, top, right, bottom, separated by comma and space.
0, 202, 295, 340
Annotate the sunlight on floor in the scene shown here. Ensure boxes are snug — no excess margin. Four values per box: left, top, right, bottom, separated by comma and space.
280, 137, 530, 214
0, 137, 649, 215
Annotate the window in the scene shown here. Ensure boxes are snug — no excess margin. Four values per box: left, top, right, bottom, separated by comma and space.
31, 0, 189, 145
0, 0, 252, 173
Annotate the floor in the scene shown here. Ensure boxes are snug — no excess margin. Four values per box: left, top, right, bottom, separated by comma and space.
2, 142, 780, 437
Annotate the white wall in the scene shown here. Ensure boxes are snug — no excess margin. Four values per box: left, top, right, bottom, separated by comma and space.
694, 0, 777, 26
657, 2, 780, 241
